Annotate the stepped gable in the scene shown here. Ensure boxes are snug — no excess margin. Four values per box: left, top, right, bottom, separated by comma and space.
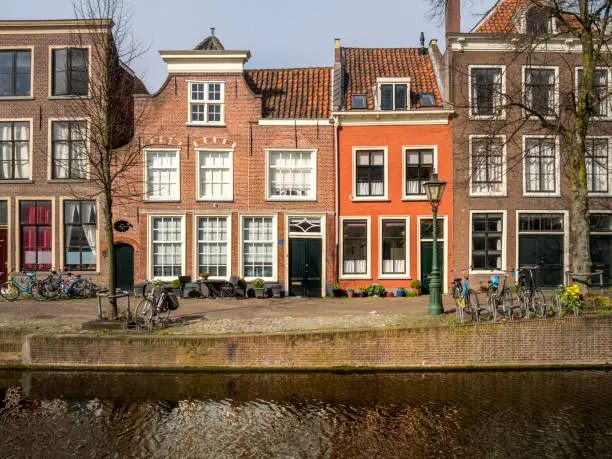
245, 67, 331, 119
342, 47, 442, 110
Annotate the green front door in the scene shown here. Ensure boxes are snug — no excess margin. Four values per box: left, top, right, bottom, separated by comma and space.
289, 238, 322, 297
518, 235, 563, 287
420, 241, 443, 295
114, 244, 134, 292
591, 235, 611, 287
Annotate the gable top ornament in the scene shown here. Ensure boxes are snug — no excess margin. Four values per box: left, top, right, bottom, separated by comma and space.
194, 27, 225, 50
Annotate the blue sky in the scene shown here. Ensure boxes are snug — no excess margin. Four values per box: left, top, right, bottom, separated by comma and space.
4, 0, 492, 92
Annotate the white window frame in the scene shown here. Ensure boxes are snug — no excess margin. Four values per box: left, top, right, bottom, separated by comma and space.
351, 146, 389, 201
402, 146, 438, 200
0, 46, 34, 100
378, 216, 410, 279
469, 210, 507, 275
15, 196, 56, 272
468, 64, 507, 120
196, 148, 234, 201
575, 67, 612, 120
148, 214, 186, 281
516, 4, 558, 34
193, 214, 232, 281
376, 77, 411, 111
59, 197, 99, 273
522, 135, 561, 197
339, 216, 371, 280
585, 136, 612, 196
187, 80, 225, 126
143, 148, 181, 202
469, 135, 507, 197
265, 148, 317, 201
239, 214, 278, 282
48, 45, 92, 99
522, 65, 559, 119
0, 118, 33, 182
47, 118, 90, 181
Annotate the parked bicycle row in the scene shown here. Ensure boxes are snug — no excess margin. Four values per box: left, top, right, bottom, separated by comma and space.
0, 269, 95, 302
452, 266, 582, 324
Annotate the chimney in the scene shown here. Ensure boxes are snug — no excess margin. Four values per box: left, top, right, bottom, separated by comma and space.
333, 38, 343, 111
334, 38, 341, 62
418, 32, 427, 55
445, 0, 461, 36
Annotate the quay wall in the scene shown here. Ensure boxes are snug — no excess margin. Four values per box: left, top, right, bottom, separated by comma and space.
17, 316, 612, 370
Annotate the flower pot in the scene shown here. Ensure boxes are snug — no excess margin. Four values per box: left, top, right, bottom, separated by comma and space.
254, 288, 266, 299
333, 289, 344, 298
396, 289, 405, 297
347, 290, 354, 298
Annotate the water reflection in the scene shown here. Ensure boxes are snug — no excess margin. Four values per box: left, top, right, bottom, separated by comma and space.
0, 371, 611, 457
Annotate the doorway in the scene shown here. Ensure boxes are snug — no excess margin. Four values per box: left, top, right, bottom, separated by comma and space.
289, 238, 322, 297
114, 243, 134, 292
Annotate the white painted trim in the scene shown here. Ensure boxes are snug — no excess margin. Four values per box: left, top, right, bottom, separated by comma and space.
575, 67, 612, 121
187, 80, 225, 126
468, 134, 507, 197
339, 216, 371, 280
585, 135, 612, 197
15, 196, 55, 272
147, 214, 186, 281
160, 50, 250, 74
283, 213, 327, 297
376, 77, 411, 110
449, 35, 585, 53
378, 216, 411, 280
0, 197, 12, 276
48, 45, 92, 98
468, 210, 507, 275
59, 196, 100, 273
192, 214, 232, 281
195, 147, 234, 202
351, 146, 388, 201
402, 146, 438, 200
416, 215, 448, 293
522, 135, 561, 197
515, 210, 570, 281
0, 47, 34, 99
0, 118, 34, 182
467, 64, 507, 120
258, 119, 329, 126
334, 110, 452, 126
521, 65, 559, 119
239, 214, 278, 282
47, 117, 91, 181
265, 148, 318, 202
589, 210, 612, 234
143, 148, 181, 202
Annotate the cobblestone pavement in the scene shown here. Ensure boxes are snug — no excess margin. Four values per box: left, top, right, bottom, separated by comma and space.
0, 294, 454, 334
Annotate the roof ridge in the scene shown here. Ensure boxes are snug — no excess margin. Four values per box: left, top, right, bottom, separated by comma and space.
343, 46, 430, 51
246, 66, 332, 71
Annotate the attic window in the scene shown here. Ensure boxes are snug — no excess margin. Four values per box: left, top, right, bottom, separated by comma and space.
419, 92, 437, 107
376, 78, 411, 111
525, 5, 553, 34
351, 94, 367, 109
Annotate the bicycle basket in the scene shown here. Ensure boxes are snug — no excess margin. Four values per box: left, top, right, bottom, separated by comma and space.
166, 292, 180, 311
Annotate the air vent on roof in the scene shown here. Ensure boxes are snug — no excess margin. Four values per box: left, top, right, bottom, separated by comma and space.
418, 92, 437, 107
351, 94, 367, 109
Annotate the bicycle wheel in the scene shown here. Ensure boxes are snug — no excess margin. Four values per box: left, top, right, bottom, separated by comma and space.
502, 288, 514, 320
467, 289, 480, 322
40, 279, 61, 300
72, 279, 92, 299
533, 289, 546, 318
135, 299, 154, 331
549, 293, 562, 317
517, 288, 529, 318
30, 280, 46, 301
0, 281, 20, 302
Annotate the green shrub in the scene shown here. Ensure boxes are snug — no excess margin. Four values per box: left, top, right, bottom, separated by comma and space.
169, 279, 181, 289
253, 278, 265, 289
367, 283, 386, 296
404, 290, 419, 297
238, 278, 247, 288
410, 279, 422, 289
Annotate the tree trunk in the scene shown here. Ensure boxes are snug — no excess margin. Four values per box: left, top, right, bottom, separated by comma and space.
103, 190, 118, 318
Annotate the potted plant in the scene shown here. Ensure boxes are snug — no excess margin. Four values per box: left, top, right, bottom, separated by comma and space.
253, 278, 266, 298
199, 272, 210, 280
333, 282, 344, 298
396, 288, 405, 297
169, 278, 183, 297
367, 283, 386, 297
410, 279, 422, 295
357, 285, 368, 297
347, 289, 355, 298
387, 290, 395, 297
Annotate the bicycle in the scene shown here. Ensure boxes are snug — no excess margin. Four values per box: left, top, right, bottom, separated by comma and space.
0, 272, 45, 302
39, 268, 92, 299
450, 270, 481, 323
516, 266, 547, 318
486, 272, 517, 320
135, 281, 180, 331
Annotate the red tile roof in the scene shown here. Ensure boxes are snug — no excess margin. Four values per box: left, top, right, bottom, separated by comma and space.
341, 47, 442, 110
245, 67, 331, 119
473, 0, 530, 34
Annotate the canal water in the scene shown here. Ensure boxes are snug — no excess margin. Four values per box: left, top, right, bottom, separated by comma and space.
1, 370, 611, 457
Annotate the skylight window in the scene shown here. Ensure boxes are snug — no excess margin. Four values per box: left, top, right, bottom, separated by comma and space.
351, 94, 367, 109
419, 92, 437, 107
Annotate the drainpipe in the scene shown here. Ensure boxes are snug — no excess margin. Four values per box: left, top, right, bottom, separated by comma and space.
333, 115, 340, 285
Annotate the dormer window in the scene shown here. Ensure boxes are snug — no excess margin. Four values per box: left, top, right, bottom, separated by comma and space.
377, 78, 410, 111
526, 6, 549, 34
188, 81, 224, 125
351, 94, 367, 109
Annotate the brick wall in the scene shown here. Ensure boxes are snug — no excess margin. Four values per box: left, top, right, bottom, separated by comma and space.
21, 316, 612, 369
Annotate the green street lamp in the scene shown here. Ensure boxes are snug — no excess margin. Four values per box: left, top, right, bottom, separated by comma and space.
423, 173, 447, 315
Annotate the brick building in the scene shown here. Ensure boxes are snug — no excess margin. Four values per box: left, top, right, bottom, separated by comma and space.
0, 19, 141, 287
444, 0, 612, 289
112, 32, 335, 296
332, 39, 454, 293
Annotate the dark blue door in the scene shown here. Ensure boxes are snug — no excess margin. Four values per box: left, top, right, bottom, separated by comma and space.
114, 244, 134, 292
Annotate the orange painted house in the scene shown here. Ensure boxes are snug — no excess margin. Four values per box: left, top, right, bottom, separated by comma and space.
333, 39, 454, 293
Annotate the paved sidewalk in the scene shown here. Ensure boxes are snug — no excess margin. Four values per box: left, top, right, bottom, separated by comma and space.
0, 294, 454, 334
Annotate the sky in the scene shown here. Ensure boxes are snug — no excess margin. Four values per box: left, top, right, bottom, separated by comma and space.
3, 0, 493, 93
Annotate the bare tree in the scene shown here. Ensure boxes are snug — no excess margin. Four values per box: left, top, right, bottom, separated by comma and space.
57, 0, 149, 316
432, 0, 612, 291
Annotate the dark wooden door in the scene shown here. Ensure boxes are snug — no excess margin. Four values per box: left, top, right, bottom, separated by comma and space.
420, 241, 443, 294
519, 235, 563, 287
289, 238, 322, 297
114, 244, 134, 292
0, 228, 7, 284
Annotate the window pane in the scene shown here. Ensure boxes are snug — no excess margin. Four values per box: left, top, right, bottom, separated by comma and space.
147, 151, 179, 199
268, 151, 313, 199
0, 52, 12, 73
395, 85, 407, 110
200, 151, 232, 199
53, 49, 68, 95
243, 217, 274, 278
471, 214, 503, 270
380, 85, 393, 110
343, 220, 367, 274
382, 220, 406, 274
0, 201, 6, 226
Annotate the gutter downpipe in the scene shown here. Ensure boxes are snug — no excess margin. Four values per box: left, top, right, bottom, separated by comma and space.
333, 115, 340, 284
